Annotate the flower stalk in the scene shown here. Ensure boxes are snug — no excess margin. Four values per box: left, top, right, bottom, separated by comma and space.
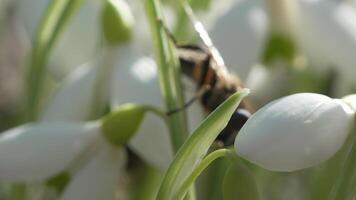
145, 0, 189, 154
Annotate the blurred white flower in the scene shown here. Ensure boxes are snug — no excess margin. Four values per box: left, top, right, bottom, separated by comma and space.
297, 0, 356, 95
235, 93, 355, 172
110, 55, 174, 170
0, 121, 101, 182
18, 0, 101, 79
0, 120, 127, 200
208, 0, 267, 79
207, 0, 356, 99
41, 43, 185, 170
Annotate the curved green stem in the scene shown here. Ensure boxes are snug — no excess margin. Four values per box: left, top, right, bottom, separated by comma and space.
174, 148, 235, 200
144, 105, 168, 122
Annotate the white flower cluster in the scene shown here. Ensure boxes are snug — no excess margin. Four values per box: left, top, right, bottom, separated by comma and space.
1, 0, 356, 199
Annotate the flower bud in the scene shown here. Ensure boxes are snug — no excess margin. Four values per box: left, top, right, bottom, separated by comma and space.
235, 93, 355, 172
101, 0, 134, 45
101, 104, 146, 147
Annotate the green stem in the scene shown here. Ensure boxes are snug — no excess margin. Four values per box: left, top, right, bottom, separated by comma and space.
144, 105, 168, 122
174, 149, 234, 200
146, 0, 195, 198
329, 120, 356, 200
27, 0, 84, 120
145, 0, 189, 155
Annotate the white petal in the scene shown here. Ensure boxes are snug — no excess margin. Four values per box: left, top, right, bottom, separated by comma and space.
209, 0, 267, 78
235, 93, 354, 172
61, 145, 126, 200
41, 63, 98, 122
110, 55, 161, 107
0, 122, 100, 182
110, 55, 175, 170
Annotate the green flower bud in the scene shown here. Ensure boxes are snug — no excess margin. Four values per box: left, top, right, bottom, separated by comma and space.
101, 104, 146, 147
101, 0, 134, 45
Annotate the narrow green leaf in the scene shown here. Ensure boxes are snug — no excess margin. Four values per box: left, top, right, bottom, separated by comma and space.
157, 89, 250, 200
27, 0, 84, 120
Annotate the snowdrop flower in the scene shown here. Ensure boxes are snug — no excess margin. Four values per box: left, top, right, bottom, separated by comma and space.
0, 122, 101, 182
235, 93, 355, 172
297, 0, 356, 95
209, 0, 356, 100
0, 102, 147, 199
41, 42, 180, 170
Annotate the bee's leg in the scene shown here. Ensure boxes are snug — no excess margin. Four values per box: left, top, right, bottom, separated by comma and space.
166, 85, 211, 116
156, 18, 179, 46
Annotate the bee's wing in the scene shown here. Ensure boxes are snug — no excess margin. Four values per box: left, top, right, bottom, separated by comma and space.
183, 2, 229, 78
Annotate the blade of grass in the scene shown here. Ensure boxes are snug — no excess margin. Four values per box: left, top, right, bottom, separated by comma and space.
27, 0, 84, 120
157, 90, 249, 200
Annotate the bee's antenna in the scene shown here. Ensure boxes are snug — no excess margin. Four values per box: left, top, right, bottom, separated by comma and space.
182, 2, 228, 74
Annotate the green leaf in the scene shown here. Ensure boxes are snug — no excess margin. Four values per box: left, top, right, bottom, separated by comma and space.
27, 0, 84, 120
157, 89, 250, 200
101, 0, 134, 45
222, 158, 259, 200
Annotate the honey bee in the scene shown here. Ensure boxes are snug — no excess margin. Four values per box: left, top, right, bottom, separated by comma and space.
164, 3, 253, 146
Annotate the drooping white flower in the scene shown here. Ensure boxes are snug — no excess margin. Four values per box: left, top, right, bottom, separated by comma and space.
0, 121, 101, 182
0, 119, 129, 200
41, 43, 178, 170
235, 93, 355, 172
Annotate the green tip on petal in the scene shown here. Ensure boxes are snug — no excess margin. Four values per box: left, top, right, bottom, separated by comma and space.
101, 104, 146, 147
101, 0, 134, 45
